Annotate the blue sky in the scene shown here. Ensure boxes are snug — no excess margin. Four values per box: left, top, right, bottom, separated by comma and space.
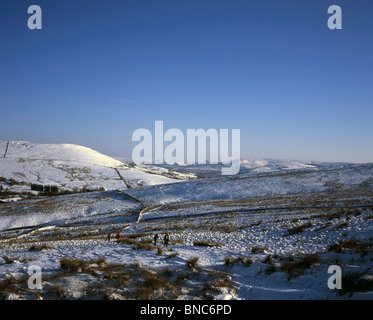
1, 0, 372, 162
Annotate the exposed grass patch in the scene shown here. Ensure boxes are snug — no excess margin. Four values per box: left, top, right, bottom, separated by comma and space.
238, 220, 262, 229
0, 274, 29, 298
334, 222, 349, 230
201, 274, 235, 298
339, 270, 373, 297
118, 237, 156, 251
3, 256, 18, 264
166, 252, 179, 259
186, 257, 200, 271
285, 222, 312, 236
250, 245, 267, 253
154, 246, 164, 255
28, 244, 52, 251
280, 254, 320, 280
60, 257, 90, 273
135, 272, 174, 300
193, 240, 224, 247
125, 232, 152, 239
327, 239, 369, 254
262, 255, 277, 275
224, 256, 252, 268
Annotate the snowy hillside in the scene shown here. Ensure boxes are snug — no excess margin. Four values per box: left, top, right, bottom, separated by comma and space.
151, 158, 341, 178
2, 141, 124, 167
0, 141, 187, 193
126, 162, 373, 211
0, 140, 372, 300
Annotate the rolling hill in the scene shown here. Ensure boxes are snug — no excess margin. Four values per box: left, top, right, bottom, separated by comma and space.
0, 140, 189, 193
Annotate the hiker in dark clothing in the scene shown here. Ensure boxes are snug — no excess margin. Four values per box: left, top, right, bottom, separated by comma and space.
164, 233, 170, 247
154, 234, 159, 246
108, 233, 111, 242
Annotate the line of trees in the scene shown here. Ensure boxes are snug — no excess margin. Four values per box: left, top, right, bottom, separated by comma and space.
31, 184, 59, 193
31, 183, 105, 195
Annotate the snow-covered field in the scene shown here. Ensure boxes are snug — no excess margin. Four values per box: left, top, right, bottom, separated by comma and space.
0, 141, 372, 300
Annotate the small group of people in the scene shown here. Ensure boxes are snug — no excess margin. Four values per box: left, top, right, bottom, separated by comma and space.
154, 233, 170, 247
107, 233, 121, 242
107, 232, 170, 247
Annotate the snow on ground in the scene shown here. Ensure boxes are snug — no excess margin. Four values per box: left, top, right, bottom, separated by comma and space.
0, 141, 372, 300
0, 200, 372, 300
0, 178, 372, 300
0, 141, 186, 193
125, 163, 373, 209
0, 190, 142, 232
152, 158, 336, 178
117, 168, 182, 187
3, 141, 124, 167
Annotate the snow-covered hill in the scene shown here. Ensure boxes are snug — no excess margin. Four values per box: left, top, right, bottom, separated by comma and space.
152, 158, 353, 178
126, 162, 373, 209
2, 141, 124, 167
0, 140, 187, 192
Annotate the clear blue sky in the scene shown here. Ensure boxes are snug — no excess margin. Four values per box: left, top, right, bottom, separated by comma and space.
1, 0, 372, 162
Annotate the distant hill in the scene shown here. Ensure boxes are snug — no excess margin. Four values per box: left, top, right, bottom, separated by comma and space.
1, 140, 124, 167
149, 157, 356, 178
0, 140, 188, 192
126, 161, 373, 220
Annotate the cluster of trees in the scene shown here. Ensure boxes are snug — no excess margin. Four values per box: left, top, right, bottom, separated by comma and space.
0, 177, 106, 202
31, 183, 105, 196
31, 184, 59, 193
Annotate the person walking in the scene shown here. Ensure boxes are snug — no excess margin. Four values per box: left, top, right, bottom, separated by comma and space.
164, 233, 170, 247
154, 234, 159, 246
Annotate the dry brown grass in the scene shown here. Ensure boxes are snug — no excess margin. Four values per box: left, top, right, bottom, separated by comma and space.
285, 222, 312, 236
0, 253, 239, 300
250, 245, 268, 253
327, 239, 370, 254
202, 274, 234, 297
224, 256, 252, 267
166, 252, 179, 259
118, 237, 155, 251
59, 257, 107, 274
28, 244, 52, 251
186, 257, 200, 271
280, 254, 320, 280
60, 257, 90, 273
125, 232, 152, 239
0, 274, 29, 298
339, 269, 373, 297
193, 240, 224, 247
135, 270, 183, 300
